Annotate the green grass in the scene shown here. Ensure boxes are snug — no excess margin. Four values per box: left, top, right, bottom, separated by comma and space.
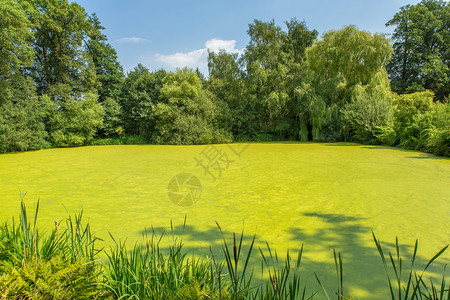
0, 142, 449, 299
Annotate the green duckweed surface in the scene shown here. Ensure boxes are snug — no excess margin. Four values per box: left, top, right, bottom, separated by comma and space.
1, 143, 449, 299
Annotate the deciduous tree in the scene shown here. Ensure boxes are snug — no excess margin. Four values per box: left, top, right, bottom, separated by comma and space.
386, 0, 449, 100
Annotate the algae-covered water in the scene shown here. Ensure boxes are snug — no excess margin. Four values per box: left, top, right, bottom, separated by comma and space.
0, 143, 449, 298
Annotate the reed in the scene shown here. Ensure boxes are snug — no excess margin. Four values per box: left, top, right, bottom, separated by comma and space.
1, 200, 449, 299
101, 226, 218, 299
372, 231, 449, 300
257, 242, 313, 299
216, 222, 256, 299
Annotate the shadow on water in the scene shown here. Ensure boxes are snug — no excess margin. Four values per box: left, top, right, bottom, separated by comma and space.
285, 212, 390, 298
407, 155, 445, 160
138, 223, 259, 255
134, 211, 449, 299
327, 142, 449, 160
325, 142, 363, 147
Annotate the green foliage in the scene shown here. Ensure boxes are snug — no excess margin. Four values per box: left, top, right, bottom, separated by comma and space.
341, 71, 394, 144
0, 0, 124, 153
258, 244, 310, 300
393, 91, 433, 149
119, 65, 166, 136
173, 280, 231, 300
85, 13, 124, 103
152, 68, 219, 144
103, 229, 217, 299
0, 0, 34, 104
0, 198, 107, 299
390, 90, 450, 156
88, 135, 148, 146
423, 101, 450, 156
0, 97, 50, 153
45, 93, 104, 147
207, 50, 248, 136
24, 0, 95, 97
373, 232, 449, 300
0, 257, 102, 299
386, 0, 450, 100
0, 198, 100, 266
0, 0, 448, 155
301, 26, 393, 142
85, 13, 124, 138
217, 225, 255, 299
307, 25, 392, 88
242, 19, 318, 139
100, 97, 122, 137
252, 133, 276, 142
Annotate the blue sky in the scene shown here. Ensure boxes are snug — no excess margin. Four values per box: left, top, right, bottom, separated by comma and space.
75, 0, 420, 75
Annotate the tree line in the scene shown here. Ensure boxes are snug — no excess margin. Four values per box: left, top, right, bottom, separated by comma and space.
0, 0, 449, 156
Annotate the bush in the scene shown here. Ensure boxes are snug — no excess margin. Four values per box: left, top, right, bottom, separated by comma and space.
0, 199, 108, 299
392, 91, 450, 156
422, 101, 450, 156
212, 129, 233, 144
45, 92, 105, 147
151, 68, 224, 145
341, 79, 394, 144
392, 91, 434, 149
0, 257, 103, 299
0, 98, 50, 153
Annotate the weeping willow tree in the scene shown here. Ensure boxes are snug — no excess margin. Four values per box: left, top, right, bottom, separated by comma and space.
302, 25, 393, 142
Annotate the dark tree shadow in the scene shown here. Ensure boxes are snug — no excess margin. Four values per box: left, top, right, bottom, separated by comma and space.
134, 212, 449, 299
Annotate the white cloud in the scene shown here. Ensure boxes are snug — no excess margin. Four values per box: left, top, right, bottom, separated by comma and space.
117, 37, 148, 43
153, 38, 244, 74
205, 38, 242, 54
155, 49, 206, 69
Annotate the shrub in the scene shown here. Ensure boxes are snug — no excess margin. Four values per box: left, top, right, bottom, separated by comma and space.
45, 92, 104, 147
0, 199, 107, 299
151, 68, 222, 145
422, 101, 450, 156
341, 79, 394, 144
392, 91, 434, 149
0, 257, 103, 299
0, 98, 50, 153
212, 129, 233, 144
392, 91, 450, 156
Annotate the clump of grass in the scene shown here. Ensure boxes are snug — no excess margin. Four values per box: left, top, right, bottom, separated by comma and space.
315, 249, 353, 300
0, 195, 107, 299
257, 242, 313, 299
315, 234, 449, 300
372, 231, 449, 300
101, 224, 220, 299
0, 194, 101, 265
216, 222, 256, 299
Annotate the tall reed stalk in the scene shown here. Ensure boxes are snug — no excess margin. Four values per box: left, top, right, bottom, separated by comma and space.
372, 231, 449, 300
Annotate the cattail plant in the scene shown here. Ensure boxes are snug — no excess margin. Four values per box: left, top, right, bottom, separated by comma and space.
372, 231, 449, 300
